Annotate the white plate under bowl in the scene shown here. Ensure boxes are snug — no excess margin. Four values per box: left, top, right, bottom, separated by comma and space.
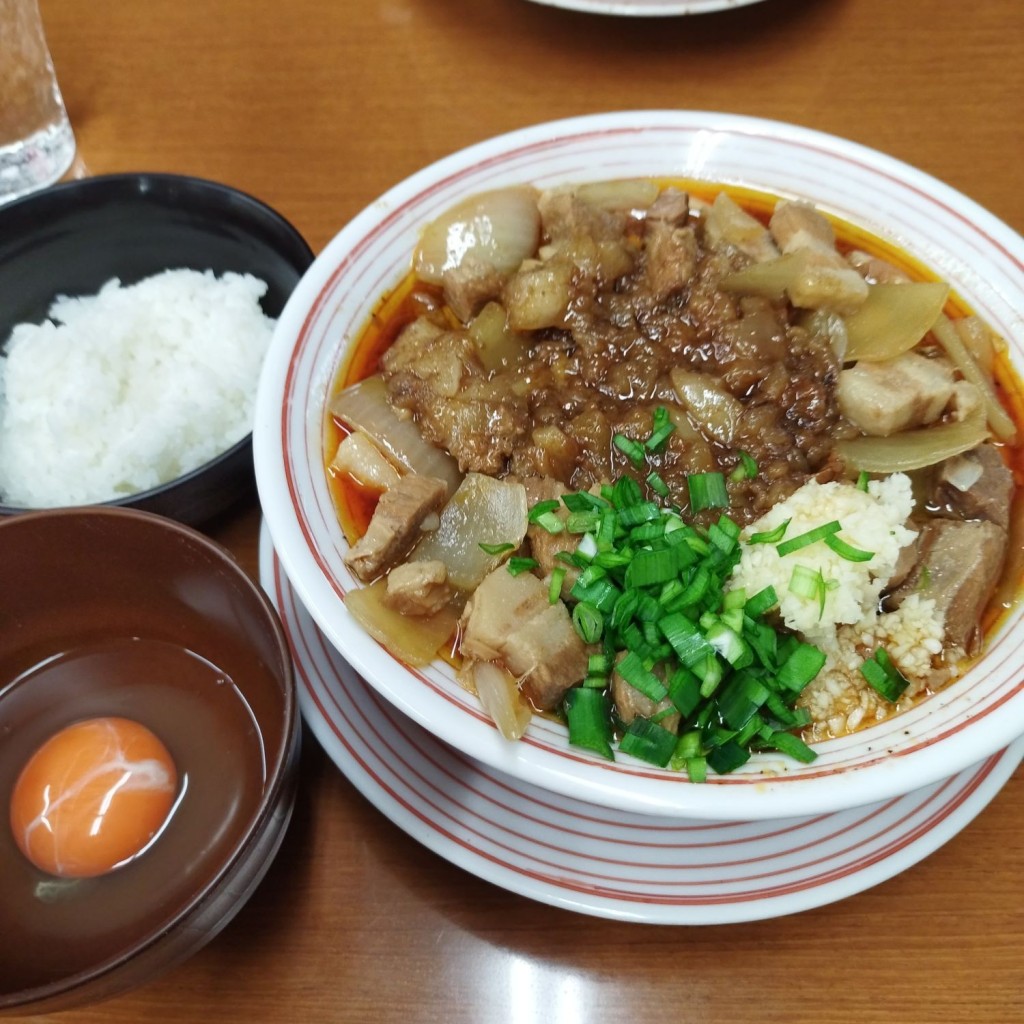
525, 0, 766, 15
260, 524, 1024, 924
254, 110, 1024, 821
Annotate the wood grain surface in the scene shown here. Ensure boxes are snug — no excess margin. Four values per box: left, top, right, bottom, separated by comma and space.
12, 1, 1023, 1020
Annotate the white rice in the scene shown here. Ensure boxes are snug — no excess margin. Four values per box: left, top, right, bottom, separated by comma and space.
0, 269, 274, 507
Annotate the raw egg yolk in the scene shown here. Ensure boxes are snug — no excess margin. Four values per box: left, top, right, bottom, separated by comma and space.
9, 716, 178, 879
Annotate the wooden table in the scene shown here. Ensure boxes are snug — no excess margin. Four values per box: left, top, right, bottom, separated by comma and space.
18, 1, 1023, 1020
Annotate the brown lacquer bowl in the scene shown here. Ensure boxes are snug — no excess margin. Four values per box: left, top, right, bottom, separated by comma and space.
0, 507, 299, 1014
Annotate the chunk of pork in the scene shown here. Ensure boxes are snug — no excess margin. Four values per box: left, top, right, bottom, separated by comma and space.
768, 201, 869, 313
460, 566, 587, 710
933, 443, 1015, 532
344, 475, 448, 582
383, 560, 452, 616
642, 222, 699, 300
837, 352, 955, 436
886, 518, 1007, 654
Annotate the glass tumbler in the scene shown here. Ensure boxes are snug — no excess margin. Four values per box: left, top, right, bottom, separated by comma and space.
0, 0, 76, 204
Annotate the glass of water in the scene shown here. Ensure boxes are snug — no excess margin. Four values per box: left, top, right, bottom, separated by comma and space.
0, 0, 76, 204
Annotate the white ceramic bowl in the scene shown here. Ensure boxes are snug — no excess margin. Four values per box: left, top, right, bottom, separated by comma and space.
254, 110, 1024, 820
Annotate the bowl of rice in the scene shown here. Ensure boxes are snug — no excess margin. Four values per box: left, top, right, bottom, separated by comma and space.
0, 172, 314, 524
255, 111, 1024, 820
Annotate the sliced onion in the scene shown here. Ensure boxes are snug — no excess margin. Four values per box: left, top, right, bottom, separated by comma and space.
328, 375, 462, 495
799, 308, 848, 362
467, 301, 526, 374
345, 580, 462, 666
932, 314, 1018, 441
330, 430, 401, 492
704, 192, 779, 263
843, 282, 949, 362
720, 251, 807, 300
413, 187, 541, 284
835, 406, 989, 473
670, 368, 742, 444
466, 659, 532, 741
411, 473, 528, 591
575, 178, 661, 212
722, 249, 868, 313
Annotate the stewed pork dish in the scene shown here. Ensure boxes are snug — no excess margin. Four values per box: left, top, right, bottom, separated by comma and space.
325, 179, 1021, 778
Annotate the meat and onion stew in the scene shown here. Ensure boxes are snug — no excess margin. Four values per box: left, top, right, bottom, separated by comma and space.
325, 178, 1021, 778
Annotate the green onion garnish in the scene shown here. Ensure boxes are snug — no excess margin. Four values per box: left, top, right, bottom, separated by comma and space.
506, 557, 539, 576
548, 567, 567, 604
618, 717, 677, 766
479, 541, 514, 556
824, 534, 874, 562
615, 651, 668, 703
572, 601, 604, 644
789, 564, 829, 618
531, 473, 827, 777
749, 519, 790, 544
644, 406, 677, 452
687, 471, 729, 513
729, 450, 759, 482
646, 470, 671, 499
856, 471, 870, 492
775, 520, 841, 556
860, 647, 910, 702
564, 688, 614, 759
613, 433, 646, 469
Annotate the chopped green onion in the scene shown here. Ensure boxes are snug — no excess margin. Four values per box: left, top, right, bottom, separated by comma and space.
619, 718, 677, 766
860, 647, 910, 702
528, 499, 561, 522
706, 740, 750, 775
615, 651, 668, 703
729, 450, 759, 482
562, 491, 608, 512
659, 612, 716, 668
611, 475, 644, 509
548, 567, 567, 604
776, 642, 827, 692
856, 471, 870, 492
776, 520, 841, 557
644, 406, 677, 452
613, 433, 646, 468
824, 534, 874, 562
749, 519, 790, 544
506, 557, 539, 576
687, 471, 729, 513
625, 544, 694, 588
763, 729, 817, 763
566, 510, 600, 534
705, 621, 751, 669
532, 511, 565, 534
617, 501, 662, 528
564, 688, 614, 759
646, 470, 671, 499
788, 564, 829, 618
478, 541, 514, 556
744, 586, 778, 618
572, 601, 604, 644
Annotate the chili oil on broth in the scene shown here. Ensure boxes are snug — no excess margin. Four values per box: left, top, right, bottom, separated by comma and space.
322, 178, 1024, 742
